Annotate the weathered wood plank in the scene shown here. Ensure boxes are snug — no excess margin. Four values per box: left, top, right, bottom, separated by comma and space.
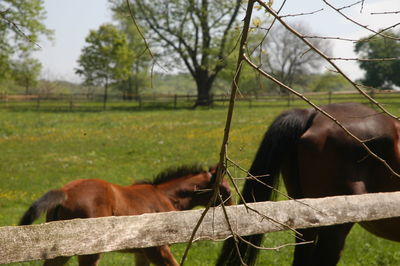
2, 191, 400, 264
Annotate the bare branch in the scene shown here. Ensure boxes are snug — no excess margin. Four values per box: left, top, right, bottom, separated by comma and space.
242, 52, 400, 179
0, 9, 41, 48
218, 193, 247, 266
337, 0, 363, 11
125, 0, 154, 59
237, 235, 314, 251
364, 22, 400, 42
254, 0, 400, 122
303, 35, 359, 42
329, 57, 400, 61
181, 1, 256, 264
371, 10, 400, 15
279, 8, 324, 18
323, 0, 400, 41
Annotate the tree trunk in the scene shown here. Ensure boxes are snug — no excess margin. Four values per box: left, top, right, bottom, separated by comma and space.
194, 72, 214, 107
126, 77, 133, 101
134, 61, 140, 101
25, 78, 30, 95
103, 79, 108, 110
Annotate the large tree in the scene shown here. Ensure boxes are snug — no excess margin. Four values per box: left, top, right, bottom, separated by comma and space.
76, 24, 133, 108
110, 0, 242, 106
0, 0, 52, 82
354, 30, 400, 90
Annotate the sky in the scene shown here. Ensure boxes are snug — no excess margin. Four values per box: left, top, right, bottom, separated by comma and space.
36, 0, 112, 82
35, 0, 399, 83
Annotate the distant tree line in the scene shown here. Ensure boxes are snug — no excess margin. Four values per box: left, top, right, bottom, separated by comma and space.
1, 1, 399, 105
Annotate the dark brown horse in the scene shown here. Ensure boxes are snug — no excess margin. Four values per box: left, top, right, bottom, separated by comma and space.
20, 165, 232, 266
217, 102, 400, 266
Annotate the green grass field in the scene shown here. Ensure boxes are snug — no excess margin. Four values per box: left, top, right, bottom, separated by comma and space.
2, 100, 400, 265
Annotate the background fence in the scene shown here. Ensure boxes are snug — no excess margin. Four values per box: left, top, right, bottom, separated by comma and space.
1, 90, 399, 111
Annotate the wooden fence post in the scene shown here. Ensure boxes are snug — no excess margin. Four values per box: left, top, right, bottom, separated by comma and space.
5, 92, 8, 108
174, 94, 178, 109
36, 96, 41, 110
369, 89, 375, 106
69, 95, 73, 111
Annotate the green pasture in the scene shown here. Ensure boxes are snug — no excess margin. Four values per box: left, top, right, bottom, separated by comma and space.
2, 98, 400, 265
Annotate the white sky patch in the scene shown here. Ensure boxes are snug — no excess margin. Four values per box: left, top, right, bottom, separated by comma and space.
35, 0, 112, 82
333, 0, 400, 80
270, 0, 400, 81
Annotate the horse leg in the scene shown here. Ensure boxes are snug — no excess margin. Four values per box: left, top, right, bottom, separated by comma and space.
311, 223, 354, 266
142, 245, 179, 266
78, 254, 101, 266
135, 251, 150, 266
43, 256, 70, 266
292, 228, 318, 266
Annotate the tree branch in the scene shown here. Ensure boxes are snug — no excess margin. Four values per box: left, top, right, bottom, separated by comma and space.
255, 0, 400, 121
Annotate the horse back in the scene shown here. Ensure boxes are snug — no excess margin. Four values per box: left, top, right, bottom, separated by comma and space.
111, 184, 177, 215
295, 103, 400, 197
47, 178, 178, 222
53, 179, 117, 220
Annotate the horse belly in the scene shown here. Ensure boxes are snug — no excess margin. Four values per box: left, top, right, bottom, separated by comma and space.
360, 218, 400, 242
295, 132, 352, 198
297, 117, 400, 242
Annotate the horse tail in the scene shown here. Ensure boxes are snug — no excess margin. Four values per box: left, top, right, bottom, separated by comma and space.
19, 190, 67, 225
216, 108, 315, 266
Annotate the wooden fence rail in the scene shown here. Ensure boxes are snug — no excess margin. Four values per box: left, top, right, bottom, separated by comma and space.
2, 191, 400, 264
1, 90, 400, 111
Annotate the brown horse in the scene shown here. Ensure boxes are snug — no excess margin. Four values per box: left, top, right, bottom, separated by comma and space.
217, 102, 400, 266
20, 165, 232, 266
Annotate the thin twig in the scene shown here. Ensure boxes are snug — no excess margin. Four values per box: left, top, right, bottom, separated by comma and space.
224, 168, 302, 235
226, 158, 325, 215
363, 22, 400, 42
279, 8, 324, 18
329, 57, 400, 61
125, 0, 154, 59
125, 0, 160, 88
323, 0, 400, 41
218, 193, 247, 266
303, 35, 358, 42
371, 10, 400, 15
0, 9, 41, 48
237, 235, 314, 251
337, 1, 362, 11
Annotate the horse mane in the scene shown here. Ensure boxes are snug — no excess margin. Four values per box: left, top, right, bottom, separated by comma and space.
136, 164, 208, 185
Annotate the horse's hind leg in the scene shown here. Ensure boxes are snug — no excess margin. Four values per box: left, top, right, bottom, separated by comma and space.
78, 254, 101, 266
43, 256, 70, 266
293, 228, 318, 266
143, 245, 179, 266
135, 252, 150, 266
312, 223, 354, 266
